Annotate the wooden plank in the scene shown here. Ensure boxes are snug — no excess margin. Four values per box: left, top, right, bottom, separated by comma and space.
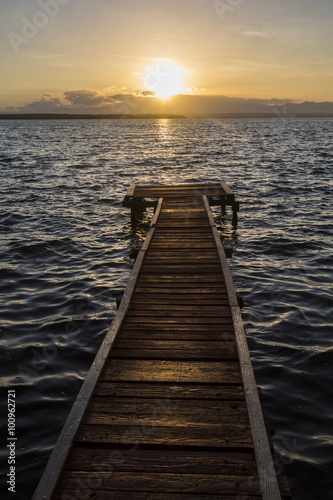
160, 209, 207, 214
119, 331, 236, 342
58, 471, 260, 494
202, 196, 282, 500
87, 397, 248, 415
130, 299, 230, 306
144, 259, 221, 265
83, 401, 250, 427
128, 304, 230, 311
145, 251, 219, 259
133, 287, 226, 294
150, 243, 218, 249
128, 305, 229, 313
133, 189, 220, 195
32, 200, 164, 500
131, 291, 228, 297
55, 492, 262, 500
136, 276, 225, 283
75, 424, 253, 448
100, 360, 242, 384
133, 281, 226, 288
152, 230, 214, 235
134, 279, 225, 285
220, 181, 235, 200
112, 340, 235, 349
65, 448, 256, 474
123, 318, 233, 325
156, 222, 211, 227
120, 324, 235, 332
157, 214, 209, 218
159, 210, 208, 215
93, 382, 245, 400
83, 411, 250, 428
126, 184, 136, 198
133, 191, 224, 198
140, 265, 222, 273
151, 235, 215, 240
110, 349, 238, 360
133, 182, 221, 189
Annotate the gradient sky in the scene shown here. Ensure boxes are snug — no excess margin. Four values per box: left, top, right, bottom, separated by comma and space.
1, 0, 332, 112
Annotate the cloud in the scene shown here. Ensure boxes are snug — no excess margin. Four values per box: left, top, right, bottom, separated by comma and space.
240, 31, 271, 39
63, 89, 111, 107
139, 90, 157, 97
3, 89, 332, 116
20, 94, 64, 112
6, 90, 118, 114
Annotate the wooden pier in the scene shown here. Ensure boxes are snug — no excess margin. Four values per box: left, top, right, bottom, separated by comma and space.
33, 183, 291, 500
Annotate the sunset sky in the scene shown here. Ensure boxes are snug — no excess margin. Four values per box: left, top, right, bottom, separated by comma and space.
1, 0, 332, 113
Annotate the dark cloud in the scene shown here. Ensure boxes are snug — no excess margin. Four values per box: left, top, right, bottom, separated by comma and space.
63, 89, 108, 107
4, 90, 332, 116
140, 90, 157, 97
20, 94, 63, 112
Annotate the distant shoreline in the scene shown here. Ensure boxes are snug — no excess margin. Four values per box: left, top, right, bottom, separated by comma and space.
0, 112, 333, 120
0, 113, 187, 120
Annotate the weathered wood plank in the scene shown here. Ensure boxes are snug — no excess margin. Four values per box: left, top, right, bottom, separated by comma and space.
65, 448, 257, 474
101, 360, 242, 384
87, 397, 248, 415
152, 231, 213, 235
130, 299, 230, 307
144, 259, 221, 265
133, 285, 226, 290
110, 349, 238, 360
126, 184, 136, 198
145, 251, 219, 258
55, 492, 262, 500
220, 181, 235, 200
112, 339, 235, 349
127, 307, 231, 317
136, 276, 225, 283
140, 265, 222, 273
123, 318, 233, 326
133, 287, 226, 294
75, 424, 253, 448
156, 222, 211, 227
119, 331, 236, 342
58, 471, 260, 494
83, 403, 250, 427
159, 213, 208, 219
128, 305, 229, 313
150, 243, 218, 249
93, 382, 245, 400
120, 324, 235, 332
133, 191, 221, 198
134, 182, 221, 188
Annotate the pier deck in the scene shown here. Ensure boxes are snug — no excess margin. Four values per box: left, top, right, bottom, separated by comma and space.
33, 183, 291, 500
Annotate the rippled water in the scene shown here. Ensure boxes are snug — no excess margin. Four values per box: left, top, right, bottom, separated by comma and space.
0, 118, 332, 499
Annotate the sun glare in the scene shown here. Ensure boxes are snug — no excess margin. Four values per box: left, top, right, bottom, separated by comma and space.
143, 64, 184, 99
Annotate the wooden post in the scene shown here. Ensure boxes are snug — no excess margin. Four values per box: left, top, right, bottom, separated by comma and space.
232, 201, 239, 226
130, 199, 146, 228
221, 197, 227, 215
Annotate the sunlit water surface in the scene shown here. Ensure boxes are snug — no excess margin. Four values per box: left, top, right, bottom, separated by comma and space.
0, 118, 332, 499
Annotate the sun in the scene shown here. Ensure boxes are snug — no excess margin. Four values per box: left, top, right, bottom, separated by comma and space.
143, 63, 184, 99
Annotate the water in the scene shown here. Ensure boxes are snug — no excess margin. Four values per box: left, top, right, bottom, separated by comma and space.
0, 117, 332, 499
